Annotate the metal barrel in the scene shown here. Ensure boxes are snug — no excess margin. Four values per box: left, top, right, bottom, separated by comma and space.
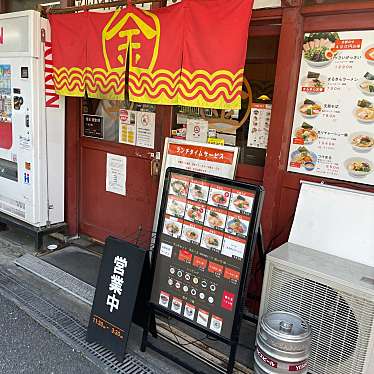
254, 311, 311, 374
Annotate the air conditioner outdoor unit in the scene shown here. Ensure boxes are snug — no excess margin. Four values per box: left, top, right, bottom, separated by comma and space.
258, 242, 374, 374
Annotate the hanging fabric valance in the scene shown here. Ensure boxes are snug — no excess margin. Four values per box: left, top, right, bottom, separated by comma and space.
49, 0, 253, 109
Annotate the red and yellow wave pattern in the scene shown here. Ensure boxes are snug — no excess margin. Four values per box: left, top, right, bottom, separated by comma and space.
128, 69, 180, 105
129, 68, 244, 109
53, 67, 126, 100
53, 67, 85, 97
179, 68, 243, 109
86, 68, 125, 100
53, 66, 244, 108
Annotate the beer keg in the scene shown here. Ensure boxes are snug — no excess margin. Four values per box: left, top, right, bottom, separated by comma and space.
254, 311, 311, 374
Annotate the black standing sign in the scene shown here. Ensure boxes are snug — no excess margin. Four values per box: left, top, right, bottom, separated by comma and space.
83, 114, 104, 139
86, 236, 146, 361
149, 168, 264, 341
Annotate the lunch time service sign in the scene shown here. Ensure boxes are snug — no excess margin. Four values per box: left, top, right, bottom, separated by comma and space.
287, 30, 374, 185
149, 168, 264, 340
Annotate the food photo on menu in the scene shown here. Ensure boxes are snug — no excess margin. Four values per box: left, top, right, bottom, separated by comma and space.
210, 315, 223, 334
166, 196, 186, 218
159, 291, 170, 308
197, 309, 209, 327
163, 216, 183, 238
354, 99, 374, 123
225, 212, 250, 238
184, 202, 205, 225
169, 176, 189, 197
184, 303, 196, 320
181, 221, 203, 244
299, 98, 322, 118
171, 296, 183, 314
358, 72, 374, 96
204, 206, 227, 230
349, 132, 374, 152
344, 158, 372, 178
188, 181, 209, 202
208, 185, 231, 208
201, 228, 223, 251
302, 32, 340, 67
229, 190, 254, 214
290, 146, 317, 172
364, 44, 374, 65
301, 71, 326, 92
294, 122, 318, 145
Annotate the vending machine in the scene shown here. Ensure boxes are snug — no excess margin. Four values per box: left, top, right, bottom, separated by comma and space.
0, 11, 65, 227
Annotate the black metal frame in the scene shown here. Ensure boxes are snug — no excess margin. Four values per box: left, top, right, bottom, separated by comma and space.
0, 210, 67, 249
141, 167, 264, 374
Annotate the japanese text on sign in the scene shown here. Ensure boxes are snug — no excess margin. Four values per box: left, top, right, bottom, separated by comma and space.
106, 256, 128, 312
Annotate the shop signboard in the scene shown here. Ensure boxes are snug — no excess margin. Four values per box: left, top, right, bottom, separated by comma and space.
149, 168, 264, 340
83, 114, 103, 139
86, 237, 146, 361
288, 30, 374, 185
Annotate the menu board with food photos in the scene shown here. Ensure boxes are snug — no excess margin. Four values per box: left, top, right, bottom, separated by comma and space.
288, 30, 374, 185
150, 168, 264, 340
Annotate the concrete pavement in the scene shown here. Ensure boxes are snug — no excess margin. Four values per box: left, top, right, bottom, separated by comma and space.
0, 292, 103, 374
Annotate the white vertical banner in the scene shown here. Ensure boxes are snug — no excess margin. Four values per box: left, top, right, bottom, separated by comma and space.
106, 153, 126, 196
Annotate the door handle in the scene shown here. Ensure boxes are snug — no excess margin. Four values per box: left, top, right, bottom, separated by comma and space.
151, 158, 160, 177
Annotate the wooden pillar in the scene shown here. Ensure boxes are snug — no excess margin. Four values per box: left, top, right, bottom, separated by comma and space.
60, 0, 80, 236
65, 97, 81, 236
261, 4, 304, 249
0, 0, 7, 13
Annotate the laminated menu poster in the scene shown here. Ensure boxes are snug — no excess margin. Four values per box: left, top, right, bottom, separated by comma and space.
288, 31, 374, 185
150, 169, 264, 340
247, 103, 272, 149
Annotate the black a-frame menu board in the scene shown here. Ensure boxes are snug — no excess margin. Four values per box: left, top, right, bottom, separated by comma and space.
143, 168, 264, 373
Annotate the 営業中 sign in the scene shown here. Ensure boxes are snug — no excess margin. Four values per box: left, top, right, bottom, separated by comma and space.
86, 237, 146, 361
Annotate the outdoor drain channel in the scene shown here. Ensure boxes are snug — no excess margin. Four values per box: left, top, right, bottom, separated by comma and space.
0, 268, 155, 374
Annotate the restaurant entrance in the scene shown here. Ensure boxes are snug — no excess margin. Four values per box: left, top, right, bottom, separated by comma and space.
64, 9, 281, 247
66, 98, 171, 244
79, 133, 158, 243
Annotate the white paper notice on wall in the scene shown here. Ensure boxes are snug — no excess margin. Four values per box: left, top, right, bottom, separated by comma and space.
106, 153, 126, 196
136, 111, 155, 149
186, 119, 209, 143
289, 181, 374, 267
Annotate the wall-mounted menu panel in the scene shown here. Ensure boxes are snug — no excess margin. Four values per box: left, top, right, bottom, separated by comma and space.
288, 30, 374, 185
150, 168, 264, 340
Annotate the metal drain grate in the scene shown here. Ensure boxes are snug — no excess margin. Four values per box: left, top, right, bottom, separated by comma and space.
15, 253, 95, 305
0, 268, 155, 374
